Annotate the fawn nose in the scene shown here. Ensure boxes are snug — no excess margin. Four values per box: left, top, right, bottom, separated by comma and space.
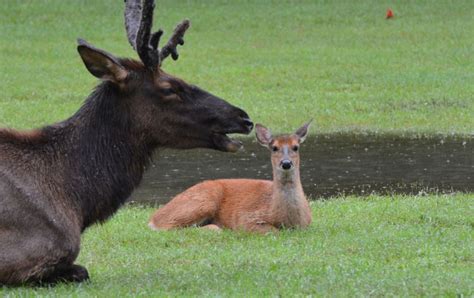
280, 160, 293, 170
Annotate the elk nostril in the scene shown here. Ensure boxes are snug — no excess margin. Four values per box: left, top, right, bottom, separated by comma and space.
280, 160, 293, 170
242, 118, 254, 131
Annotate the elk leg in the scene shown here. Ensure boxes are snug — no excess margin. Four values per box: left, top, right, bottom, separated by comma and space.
149, 181, 222, 230
38, 264, 89, 285
0, 228, 83, 285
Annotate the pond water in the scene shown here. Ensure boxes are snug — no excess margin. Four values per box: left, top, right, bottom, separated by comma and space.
130, 133, 473, 205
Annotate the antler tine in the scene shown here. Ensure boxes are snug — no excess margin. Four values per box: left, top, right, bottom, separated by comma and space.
135, 0, 160, 69
124, 0, 142, 51
159, 20, 190, 62
124, 0, 158, 70
124, 0, 190, 70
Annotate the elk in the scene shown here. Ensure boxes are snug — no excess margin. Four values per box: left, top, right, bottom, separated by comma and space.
149, 121, 312, 233
0, 0, 253, 285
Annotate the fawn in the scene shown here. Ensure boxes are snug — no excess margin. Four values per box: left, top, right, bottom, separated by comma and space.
149, 121, 312, 233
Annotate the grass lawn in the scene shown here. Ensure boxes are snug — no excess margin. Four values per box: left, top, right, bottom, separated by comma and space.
1, 0, 473, 134
1, 1, 472, 296
1, 194, 473, 296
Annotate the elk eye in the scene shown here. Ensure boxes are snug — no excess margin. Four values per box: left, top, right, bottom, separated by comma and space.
160, 88, 181, 102
272, 146, 279, 152
292, 145, 299, 152
161, 88, 175, 96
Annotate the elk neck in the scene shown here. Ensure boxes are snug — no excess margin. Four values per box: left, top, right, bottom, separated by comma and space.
47, 82, 156, 229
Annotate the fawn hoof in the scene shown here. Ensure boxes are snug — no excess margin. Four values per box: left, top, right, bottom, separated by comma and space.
202, 224, 222, 232
148, 221, 161, 231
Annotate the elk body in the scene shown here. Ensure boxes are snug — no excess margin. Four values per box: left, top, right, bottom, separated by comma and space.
149, 122, 312, 233
0, 0, 252, 285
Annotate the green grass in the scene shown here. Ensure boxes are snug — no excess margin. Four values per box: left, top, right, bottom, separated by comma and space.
1, 0, 473, 134
1, 2, 472, 296
1, 194, 473, 296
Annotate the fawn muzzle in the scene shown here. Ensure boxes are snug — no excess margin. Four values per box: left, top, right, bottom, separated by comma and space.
280, 160, 293, 170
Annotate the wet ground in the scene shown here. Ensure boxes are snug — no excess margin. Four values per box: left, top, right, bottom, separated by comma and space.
130, 133, 473, 205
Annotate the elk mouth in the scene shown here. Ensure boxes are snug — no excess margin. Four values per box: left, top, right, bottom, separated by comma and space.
212, 132, 244, 153
211, 117, 253, 152
212, 122, 254, 152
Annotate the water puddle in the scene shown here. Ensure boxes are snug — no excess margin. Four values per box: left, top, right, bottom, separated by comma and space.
130, 133, 473, 205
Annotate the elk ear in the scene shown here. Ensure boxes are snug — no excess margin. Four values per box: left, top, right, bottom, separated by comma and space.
295, 119, 312, 143
77, 39, 128, 82
255, 124, 273, 147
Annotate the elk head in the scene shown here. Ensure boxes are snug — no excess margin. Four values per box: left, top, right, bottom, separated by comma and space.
255, 121, 311, 180
76, 0, 253, 152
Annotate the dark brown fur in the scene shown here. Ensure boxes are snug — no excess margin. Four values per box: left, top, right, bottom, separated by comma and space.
0, 44, 252, 285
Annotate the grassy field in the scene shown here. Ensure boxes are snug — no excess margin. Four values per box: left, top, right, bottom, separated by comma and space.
1, 194, 473, 296
1, 0, 473, 134
1, 1, 473, 296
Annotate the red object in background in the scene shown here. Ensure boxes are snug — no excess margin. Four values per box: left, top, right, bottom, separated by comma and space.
386, 8, 394, 19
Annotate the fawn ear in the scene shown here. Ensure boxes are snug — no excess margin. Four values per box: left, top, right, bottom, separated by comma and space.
295, 120, 312, 143
77, 39, 128, 82
255, 124, 273, 147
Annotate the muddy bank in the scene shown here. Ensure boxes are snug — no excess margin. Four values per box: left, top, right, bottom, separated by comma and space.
130, 133, 473, 205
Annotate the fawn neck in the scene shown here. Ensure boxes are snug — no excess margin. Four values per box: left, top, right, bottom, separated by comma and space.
270, 156, 306, 227
272, 162, 304, 201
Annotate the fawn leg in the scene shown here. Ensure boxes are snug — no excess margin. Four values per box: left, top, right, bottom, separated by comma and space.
201, 224, 222, 232
149, 181, 222, 230
247, 223, 278, 234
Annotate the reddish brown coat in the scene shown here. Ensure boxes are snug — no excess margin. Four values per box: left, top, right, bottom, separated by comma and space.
149, 122, 312, 233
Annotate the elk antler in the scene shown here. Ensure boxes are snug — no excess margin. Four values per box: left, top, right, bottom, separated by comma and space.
124, 0, 190, 70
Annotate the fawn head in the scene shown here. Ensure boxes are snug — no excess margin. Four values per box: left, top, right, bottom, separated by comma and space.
255, 121, 311, 177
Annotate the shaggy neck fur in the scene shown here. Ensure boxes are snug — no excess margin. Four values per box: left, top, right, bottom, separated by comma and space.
45, 82, 156, 229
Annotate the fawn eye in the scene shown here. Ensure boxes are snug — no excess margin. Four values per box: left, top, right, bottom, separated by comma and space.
292, 145, 299, 152
271, 146, 279, 152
